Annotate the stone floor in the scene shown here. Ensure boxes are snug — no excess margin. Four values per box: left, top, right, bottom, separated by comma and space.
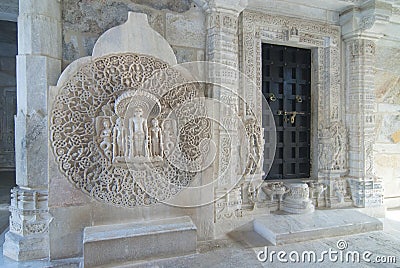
0, 208, 398, 267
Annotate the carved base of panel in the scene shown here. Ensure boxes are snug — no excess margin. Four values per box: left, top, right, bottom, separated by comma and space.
238, 174, 264, 211
319, 174, 352, 208
214, 187, 243, 223
347, 176, 384, 208
2, 187, 51, 261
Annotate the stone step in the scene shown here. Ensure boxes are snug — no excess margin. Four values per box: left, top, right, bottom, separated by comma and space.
83, 216, 197, 268
253, 209, 383, 246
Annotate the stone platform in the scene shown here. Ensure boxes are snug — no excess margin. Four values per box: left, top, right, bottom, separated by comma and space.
253, 209, 383, 245
83, 216, 197, 267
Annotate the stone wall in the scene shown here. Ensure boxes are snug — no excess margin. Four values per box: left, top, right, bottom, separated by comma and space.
0, 21, 17, 170
374, 43, 400, 208
62, 0, 205, 69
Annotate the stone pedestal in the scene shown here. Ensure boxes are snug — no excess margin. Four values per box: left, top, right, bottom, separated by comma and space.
3, 188, 52, 261
83, 216, 197, 267
281, 183, 314, 214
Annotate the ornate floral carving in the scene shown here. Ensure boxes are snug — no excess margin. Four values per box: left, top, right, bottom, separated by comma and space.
50, 53, 211, 207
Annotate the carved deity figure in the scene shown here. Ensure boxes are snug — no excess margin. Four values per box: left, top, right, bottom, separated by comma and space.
100, 120, 112, 160
149, 118, 163, 157
162, 119, 177, 155
128, 108, 149, 157
112, 117, 125, 160
246, 133, 260, 174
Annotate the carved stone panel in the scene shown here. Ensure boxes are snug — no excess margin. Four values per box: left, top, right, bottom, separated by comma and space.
50, 53, 211, 208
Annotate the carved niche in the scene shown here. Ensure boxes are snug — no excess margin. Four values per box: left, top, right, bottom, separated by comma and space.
50, 53, 211, 207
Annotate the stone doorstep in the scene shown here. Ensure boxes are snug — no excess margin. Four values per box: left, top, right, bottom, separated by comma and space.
83, 216, 197, 268
253, 209, 383, 246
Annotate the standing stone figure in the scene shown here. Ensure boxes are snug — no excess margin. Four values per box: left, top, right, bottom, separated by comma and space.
128, 108, 149, 157
150, 118, 163, 157
246, 133, 260, 174
112, 117, 125, 160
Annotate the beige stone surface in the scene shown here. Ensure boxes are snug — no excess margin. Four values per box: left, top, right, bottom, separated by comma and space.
391, 130, 400, 143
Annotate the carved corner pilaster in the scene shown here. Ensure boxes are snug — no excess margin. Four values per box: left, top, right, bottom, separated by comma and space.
3, 187, 51, 261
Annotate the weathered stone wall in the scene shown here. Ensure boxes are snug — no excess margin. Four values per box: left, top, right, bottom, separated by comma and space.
374, 44, 400, 208
62, 0, 206, 69
0, 21, 17, 170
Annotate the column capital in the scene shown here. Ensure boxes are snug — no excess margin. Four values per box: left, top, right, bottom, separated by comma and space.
340, 0, 392, 41
194, 0, 248, 16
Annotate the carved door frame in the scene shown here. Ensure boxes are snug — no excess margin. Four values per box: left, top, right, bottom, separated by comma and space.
239, 10, 343, 180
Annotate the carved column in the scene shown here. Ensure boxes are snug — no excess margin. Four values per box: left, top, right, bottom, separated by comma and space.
340, 5, 389, 208
204, 0, 248, 227
344, 38, 383, 207
3, 0, 61, 260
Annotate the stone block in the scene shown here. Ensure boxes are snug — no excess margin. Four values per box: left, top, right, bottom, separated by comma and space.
19, 0, 61, 19
49, 205, 91, 260
3, 231, 49, 261
253, 209, 383, 246
18, 14, 61, 58
83, 216, 197, 267
166, 7, 206, 49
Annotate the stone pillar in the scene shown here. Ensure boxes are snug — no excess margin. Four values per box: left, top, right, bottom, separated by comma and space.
204, 0, 248, 226
340, 5, 390, 208
344, 37, 383, 208
3, 0, 61, 261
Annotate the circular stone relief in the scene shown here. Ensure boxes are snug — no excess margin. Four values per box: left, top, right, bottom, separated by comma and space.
50, 53, 211, 207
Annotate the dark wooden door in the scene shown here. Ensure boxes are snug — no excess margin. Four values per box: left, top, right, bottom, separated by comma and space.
262, 44, 311, 180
